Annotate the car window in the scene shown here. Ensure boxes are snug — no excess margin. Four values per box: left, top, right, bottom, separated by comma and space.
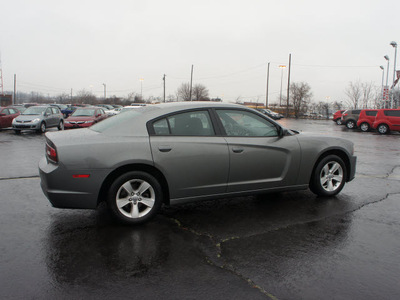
216, 109, 278, 137
51, 107, 59, 114
384, 110, 400, 117
45, 108, 52, 115
2, 109, 10, 115
9, 109, 16, 114
153, 110, 215, 136
366, 110, 377, 116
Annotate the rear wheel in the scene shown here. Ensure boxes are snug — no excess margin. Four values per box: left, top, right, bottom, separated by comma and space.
107, 171, 163, 224
310, 155, 347, 197
346, 120, 356, 129
360, 122, 370, 132
377, 124, 389, 134
58, 120, 64, 130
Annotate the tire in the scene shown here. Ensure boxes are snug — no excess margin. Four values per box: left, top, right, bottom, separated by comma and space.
14, 130, 21, 135
377, 124, 389, 134
38, 122, 46, 133
310, 155, 347, 197
58, 120, 64, 131
346, 120, 356, 129
359, 122, 370, 132
336, 119, 342, 125
107, 171, 163, 224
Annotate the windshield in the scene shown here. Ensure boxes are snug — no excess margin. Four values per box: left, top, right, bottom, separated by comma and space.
72, 109, 95, 116
22, 106, 46, 115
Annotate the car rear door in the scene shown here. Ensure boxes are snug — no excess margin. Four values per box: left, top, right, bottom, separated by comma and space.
149, 109, 229, 200
215, 109, 301, 193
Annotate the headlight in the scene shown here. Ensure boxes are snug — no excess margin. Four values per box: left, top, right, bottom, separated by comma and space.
32, 118, 40, 123
84, 121, 93, 124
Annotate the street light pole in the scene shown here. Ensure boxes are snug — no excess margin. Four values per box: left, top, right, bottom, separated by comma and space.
140, 78, 144, 100
390, 41, 397, 109
380, 65, 385, 107
384, 55, 390, 108
279, 65, 286, 107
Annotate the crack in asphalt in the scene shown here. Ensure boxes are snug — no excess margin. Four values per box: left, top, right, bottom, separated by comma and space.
169, 190, 400, 300
356, 165, 400, 180
0, 175, 40, 181
170, 217, 278, 300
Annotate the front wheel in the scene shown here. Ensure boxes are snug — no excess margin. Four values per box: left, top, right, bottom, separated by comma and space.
310, 155, 347, 197
107, 171, 163, 224
377, 124, 389, 134
335, 119, 342, 125
38, 122, 46, 133
346, 120, 356, 129
359, 122, 370, 132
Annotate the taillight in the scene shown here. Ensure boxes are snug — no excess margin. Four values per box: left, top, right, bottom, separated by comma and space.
343, 113, 348, 116
46, 142, 58, 163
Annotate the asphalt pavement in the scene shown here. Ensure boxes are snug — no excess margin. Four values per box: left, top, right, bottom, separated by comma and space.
0, 119, 399, 300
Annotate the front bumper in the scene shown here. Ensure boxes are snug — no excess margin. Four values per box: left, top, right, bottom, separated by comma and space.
348, 155, 357, 182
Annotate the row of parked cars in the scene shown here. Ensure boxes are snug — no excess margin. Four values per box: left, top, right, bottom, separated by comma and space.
0, 103, 148, 133
333, 108, 400, 134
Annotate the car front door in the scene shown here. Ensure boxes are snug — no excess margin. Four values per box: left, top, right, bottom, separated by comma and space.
215, 109, 301, 193
149, 110, 229, 201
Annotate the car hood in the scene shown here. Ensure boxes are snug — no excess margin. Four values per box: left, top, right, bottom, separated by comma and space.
15, 114, 42, 121
66, 116, 94, 122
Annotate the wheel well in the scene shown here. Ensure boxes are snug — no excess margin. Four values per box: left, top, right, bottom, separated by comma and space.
311, 150, 352, 182
97, 164, 170, 206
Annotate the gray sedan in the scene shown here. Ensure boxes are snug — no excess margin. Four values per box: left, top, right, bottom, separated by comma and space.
39, 102, 356, 224
12, 105, 64, 134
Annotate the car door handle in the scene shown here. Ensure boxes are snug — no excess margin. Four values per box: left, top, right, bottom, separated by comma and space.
232, 147, 244, 153
158, 146, 172, 152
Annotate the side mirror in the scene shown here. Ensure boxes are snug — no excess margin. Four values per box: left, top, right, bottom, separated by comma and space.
279, 127, 288, 137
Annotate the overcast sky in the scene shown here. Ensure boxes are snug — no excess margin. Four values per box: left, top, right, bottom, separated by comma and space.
0, 0, 398, 105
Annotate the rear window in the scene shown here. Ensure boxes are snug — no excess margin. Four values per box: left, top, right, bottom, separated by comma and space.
383, 110, 400, 117
352, 110, 361, 114
365, 110, 378, 116
90, 110, 142, 132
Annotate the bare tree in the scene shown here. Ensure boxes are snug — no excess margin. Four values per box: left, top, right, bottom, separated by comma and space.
290, 82, 312, 118
177, 83, 191, 101
360, 82, 375, 108
192, 84, 210, 101
345, 81, 362, 109
75, 89, 97, 104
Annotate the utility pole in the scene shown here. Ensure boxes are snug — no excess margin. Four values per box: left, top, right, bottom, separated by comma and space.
189, 65, 193, 101
102, 83, 106, 102
163, 74, 166, 102
71, 88, 73, 102
13, 74, 16, 104
266, 62, 270, 108
286, 53, 292, 117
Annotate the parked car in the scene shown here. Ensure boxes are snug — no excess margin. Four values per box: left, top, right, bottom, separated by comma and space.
120, 105, 147, 113
372, 109, 400, 134
256, 108, 282, 120
0, 107, 20, 129
12, 105, 64, 134
356, 109, 378, 132
332, 110, 345, 125
9, 105, 26, 113
50, 104, 75, 118
39, 102, 357, 225
341, 109, 361, 129
64, 107, 107, 129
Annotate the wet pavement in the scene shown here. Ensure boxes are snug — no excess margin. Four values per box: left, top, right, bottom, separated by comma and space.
0, 120, 399, 299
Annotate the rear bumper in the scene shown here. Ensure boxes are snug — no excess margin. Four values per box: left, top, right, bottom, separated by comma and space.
39, 157, 108, 209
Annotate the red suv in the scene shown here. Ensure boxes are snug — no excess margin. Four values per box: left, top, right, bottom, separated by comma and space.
356, 109, 378, 132
372, 109, 400, 134
332, 110, 345, 125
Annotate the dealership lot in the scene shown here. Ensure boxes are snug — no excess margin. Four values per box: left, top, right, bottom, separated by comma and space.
0, 119, 399, 299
